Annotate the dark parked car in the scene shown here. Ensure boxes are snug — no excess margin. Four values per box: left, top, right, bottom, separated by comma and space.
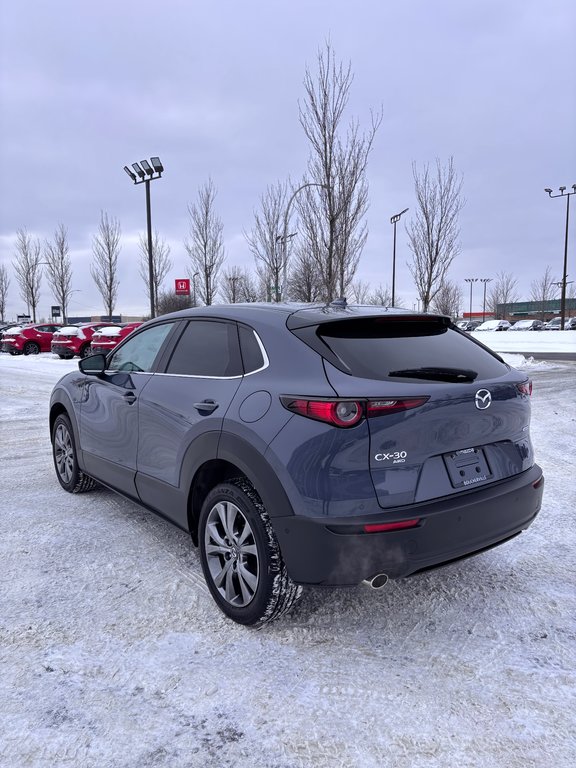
50, 304, 544, 626
2, 323, 62, 355
456, 320, 482, 332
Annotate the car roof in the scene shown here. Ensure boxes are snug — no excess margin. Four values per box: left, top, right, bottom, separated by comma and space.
148, 302, 448, 330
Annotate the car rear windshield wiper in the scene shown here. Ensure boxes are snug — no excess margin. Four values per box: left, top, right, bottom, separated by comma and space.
388, 367, 478, 382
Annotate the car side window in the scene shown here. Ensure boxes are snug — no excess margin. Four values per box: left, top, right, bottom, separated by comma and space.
108, 323, 174, 373
166, 320, 242, 377
238, 325, 266, 373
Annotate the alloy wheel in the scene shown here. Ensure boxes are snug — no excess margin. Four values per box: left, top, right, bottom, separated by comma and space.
204, 500, 259, 607
54, 423, 75, 484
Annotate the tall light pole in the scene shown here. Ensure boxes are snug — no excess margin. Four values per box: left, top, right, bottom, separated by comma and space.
464, 278, 478, 318
390, 208, 409, 307
479, 278, 492, 322
279, 182, 329, 302
124, 157, 164, 319
545, 184, 575, 330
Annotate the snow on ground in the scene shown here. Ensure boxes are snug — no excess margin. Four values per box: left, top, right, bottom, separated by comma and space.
1, 351, 575, 768
471, 329, 576, 356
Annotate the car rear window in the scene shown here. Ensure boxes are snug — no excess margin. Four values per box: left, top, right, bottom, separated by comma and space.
293, 316, 508, 381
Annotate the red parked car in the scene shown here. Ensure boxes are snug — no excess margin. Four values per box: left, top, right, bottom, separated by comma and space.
51, 323, 111, 359
1, 323, 62, 355
89, 322, 142, 355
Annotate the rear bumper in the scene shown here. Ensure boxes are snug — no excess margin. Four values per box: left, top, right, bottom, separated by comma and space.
272, 464, 544, 585
1, 341, 21, 352
51, 344, 75, 356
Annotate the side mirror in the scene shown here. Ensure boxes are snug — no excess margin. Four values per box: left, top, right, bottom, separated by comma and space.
79, 352, 106, 375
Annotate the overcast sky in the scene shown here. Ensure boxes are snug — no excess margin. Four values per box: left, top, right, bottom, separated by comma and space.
1, 0, 575, 320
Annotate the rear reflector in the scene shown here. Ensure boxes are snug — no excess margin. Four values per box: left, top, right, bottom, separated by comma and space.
364, 519, 420, 533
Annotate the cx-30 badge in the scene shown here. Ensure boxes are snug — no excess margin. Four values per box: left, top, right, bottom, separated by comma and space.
475, 389, 492, 410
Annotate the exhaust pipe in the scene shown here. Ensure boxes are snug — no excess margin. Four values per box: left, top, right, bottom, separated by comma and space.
362, 573, 389, 590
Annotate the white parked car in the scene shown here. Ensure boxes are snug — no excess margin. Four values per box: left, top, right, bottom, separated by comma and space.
509, 319, 544, 331
474, 319, 511, 332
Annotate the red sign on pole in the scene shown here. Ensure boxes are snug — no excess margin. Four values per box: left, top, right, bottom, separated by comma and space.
175, 278, 191, 296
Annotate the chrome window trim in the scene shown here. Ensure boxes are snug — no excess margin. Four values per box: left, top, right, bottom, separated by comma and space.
153, 372, 244, 380
243, 329, 269, 376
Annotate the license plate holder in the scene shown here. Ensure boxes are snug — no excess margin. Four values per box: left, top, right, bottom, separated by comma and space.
443, 447, 492, 488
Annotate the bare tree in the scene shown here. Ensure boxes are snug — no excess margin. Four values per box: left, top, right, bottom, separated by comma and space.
185, 179, 225, 306
44, 224, 73, 323
487, 271, 520, 319
91, 211, 121, 321
568, 282, 576, 318
298, 42, 381, 301
221, 266, 262, 303
407, 157, 465, 311
530, 266, 559, 320
288, 248, 324, 302
138, 231, 172, 316
349, 279, 371, 303
238, 270, 262, 302
12, 228, 42, 322
156, 290, 193, 315
221, 265, 244, 303
366, 283, 404, 307
431, 279, 463, 318
245, 182, 291, 302
0, 263, 10, 320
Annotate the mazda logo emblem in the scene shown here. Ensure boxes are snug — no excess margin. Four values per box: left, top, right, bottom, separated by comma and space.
475, 389, 492, 410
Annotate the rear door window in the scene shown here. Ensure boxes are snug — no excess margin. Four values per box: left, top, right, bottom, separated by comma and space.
165, 320, 243, 377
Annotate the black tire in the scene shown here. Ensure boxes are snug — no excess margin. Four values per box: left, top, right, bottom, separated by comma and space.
198, 479, 302, 627
23, 341, 40, 355
58, 354, 72, 360
51, 413, 97, 493
79, 344, 91, 359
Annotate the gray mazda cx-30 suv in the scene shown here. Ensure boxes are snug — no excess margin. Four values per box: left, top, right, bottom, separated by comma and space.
50, 303, 544, 625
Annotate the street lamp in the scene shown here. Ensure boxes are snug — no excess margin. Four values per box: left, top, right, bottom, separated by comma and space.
124, 156, 164, 318
479, 278, 492, 322
279, 182, 329, 302
545, 184, 576, 330
390, 208, 409, 306
464, 278, 478, 318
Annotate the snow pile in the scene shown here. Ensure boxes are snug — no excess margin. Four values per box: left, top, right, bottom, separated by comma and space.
472, 329, 576, 355
501, 354, 562, 370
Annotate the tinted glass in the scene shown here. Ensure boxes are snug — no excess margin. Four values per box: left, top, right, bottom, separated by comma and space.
166, 320, 242, 377
238, 325, 265, 373
108, 323, 173, 372
315, 318, 508, 380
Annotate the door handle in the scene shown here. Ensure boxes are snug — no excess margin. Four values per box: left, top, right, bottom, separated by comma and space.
193, 399, 219, 413
123, 392, 137, 405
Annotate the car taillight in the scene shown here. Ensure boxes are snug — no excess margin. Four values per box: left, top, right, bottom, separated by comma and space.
283, 398, 363, 427
516, 380, 532, 396
280, 396, 428, 428
366, 397, 429, 416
